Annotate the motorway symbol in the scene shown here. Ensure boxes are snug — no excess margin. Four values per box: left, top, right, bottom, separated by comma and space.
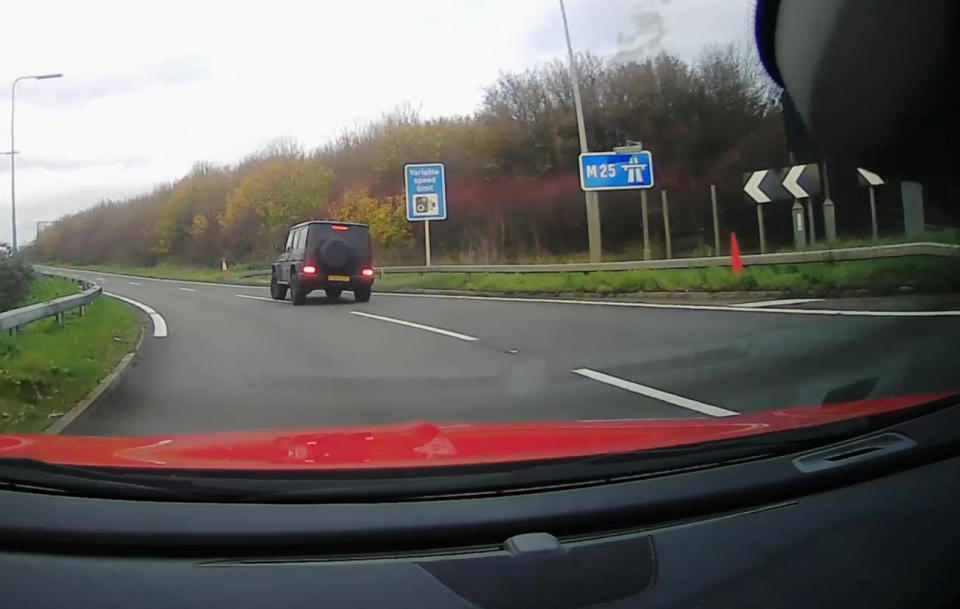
857, 167, 885, 186
579, 151, 654, 191
404, 163, 447, 221
782, 163, 822, 198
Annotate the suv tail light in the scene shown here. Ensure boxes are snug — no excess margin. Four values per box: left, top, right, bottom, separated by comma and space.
302, 265, 317, 275
361, 268, 375, 278
330, 225, 349, 231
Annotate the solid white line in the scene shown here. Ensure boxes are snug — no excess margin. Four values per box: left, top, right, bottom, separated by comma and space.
178, 287, 196, 292
376, 292, 960, 318
105, 292, 168, 338
350, 311, 478, 342
572, 368, 739, 418
732, 298, 823, 308
236, 294, 280, 303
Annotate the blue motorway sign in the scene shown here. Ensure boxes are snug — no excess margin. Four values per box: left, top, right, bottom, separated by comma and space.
578, 151, 654, 191
404, 163, 447, 221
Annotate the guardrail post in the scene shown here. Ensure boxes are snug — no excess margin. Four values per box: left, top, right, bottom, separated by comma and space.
79, 304, 87, 317
661, 190, 672, 259
56, 312, 65, 327
8, 327, 16, 337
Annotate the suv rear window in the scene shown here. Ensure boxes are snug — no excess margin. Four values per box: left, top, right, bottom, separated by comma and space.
308, 224, 372, 259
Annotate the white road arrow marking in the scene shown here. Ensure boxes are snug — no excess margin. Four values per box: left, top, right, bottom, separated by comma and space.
743, 170, 770, 203
782, 165, 808, 198
857, 168, 884, 186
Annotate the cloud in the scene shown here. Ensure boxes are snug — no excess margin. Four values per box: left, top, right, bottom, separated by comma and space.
0, 156, 150, 173
10, 57, 210, 107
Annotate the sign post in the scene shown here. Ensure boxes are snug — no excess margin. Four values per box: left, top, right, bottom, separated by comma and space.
745, 163, 822, 253
640, 190, 651, 260
710, 184, 720, 256
404, 163, 448, 267
857, 168, 884, 241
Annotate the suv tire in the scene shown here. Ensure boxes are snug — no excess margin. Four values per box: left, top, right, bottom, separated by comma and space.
270, 273, 288, 301
354, 285, 372, 303
290, 274, 307, 306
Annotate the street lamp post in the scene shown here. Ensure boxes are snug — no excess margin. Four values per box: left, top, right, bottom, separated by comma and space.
9, 73, 62, 252
559, 0, 601, 262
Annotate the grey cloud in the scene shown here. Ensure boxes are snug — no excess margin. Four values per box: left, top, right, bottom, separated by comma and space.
0, 156, 150, 173
11, 57, 210, 107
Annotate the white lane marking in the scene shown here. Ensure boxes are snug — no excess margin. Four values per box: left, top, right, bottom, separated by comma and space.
105, 292, 168, 338
572, 368, 739, 418
178, 287, 196, 292
350, 311, 478, 342
376, 292, 960, 318
129, 281, 141, 286
236, 294, 281, 303
732, 298, 823, 308
95, 277, 105, 281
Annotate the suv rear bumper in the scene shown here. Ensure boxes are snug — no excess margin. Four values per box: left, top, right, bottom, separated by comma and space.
299, 273, 374, 291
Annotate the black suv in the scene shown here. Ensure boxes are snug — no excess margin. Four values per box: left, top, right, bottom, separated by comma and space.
270, 221, 375, 305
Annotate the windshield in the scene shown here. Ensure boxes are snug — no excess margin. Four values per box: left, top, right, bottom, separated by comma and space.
1, 0, 958, 490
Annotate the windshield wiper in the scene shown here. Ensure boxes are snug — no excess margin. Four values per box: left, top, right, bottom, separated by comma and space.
0, 459, 240, 501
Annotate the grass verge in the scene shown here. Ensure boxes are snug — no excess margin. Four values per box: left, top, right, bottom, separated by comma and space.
50, 262, 270, 286
377, 257, 960, 296
0, 278, 141, 433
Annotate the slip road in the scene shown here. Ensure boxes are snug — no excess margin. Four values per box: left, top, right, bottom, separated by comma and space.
38, 267, 960, 436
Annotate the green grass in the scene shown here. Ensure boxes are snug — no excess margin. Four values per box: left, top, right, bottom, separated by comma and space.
377, 257, 960, 296
0, 279, 141, 433
50, 262, 270, 286
17, 276, 81, 306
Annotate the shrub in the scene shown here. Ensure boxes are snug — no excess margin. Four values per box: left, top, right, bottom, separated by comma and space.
0, 246, 33, 312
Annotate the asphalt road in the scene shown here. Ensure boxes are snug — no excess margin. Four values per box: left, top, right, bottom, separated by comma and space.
41, 267, 960, 436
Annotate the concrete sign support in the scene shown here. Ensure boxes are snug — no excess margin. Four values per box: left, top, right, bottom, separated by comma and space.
902, 181, 925, 238
792, 201, 806, 249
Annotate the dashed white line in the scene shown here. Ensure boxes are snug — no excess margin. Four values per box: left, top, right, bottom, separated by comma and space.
377, 292, 960, 318
236, 294, 280, 303
178, 287, 196, 292
95, 277, 105, 281
350, 311, 478, 342
105, 292, 168, 338
572, 368, 739, 418
732, 298, 823, 308
129, 282, 141, 286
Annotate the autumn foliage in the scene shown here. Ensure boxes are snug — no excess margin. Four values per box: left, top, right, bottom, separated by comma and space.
32, 48, 788, 266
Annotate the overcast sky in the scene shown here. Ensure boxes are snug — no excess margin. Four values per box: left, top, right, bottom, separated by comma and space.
0, 0, 753, 245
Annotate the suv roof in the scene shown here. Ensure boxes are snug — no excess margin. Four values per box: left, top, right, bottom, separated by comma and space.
289, 220, 369, 230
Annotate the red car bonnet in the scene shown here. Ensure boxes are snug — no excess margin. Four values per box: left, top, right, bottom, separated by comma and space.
0, 392, 952, 470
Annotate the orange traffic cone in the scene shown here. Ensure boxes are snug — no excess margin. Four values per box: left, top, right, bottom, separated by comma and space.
730, 233, 744, 274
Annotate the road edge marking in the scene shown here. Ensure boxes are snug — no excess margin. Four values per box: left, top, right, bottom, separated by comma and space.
236, 294, 281, 303
572, 368, 739, 418
732, 298, 823, 308
46, 323, 145, 434
350, 310, 478, 342
105, 292, 168, 338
